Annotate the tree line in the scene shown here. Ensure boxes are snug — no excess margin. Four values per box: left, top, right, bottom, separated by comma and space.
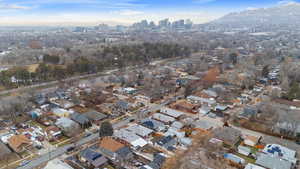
0, 42, 191, 89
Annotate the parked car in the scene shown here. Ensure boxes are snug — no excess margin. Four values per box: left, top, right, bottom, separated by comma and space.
19, 160, 30, 167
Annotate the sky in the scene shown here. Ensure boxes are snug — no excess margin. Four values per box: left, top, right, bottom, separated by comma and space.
0, 0, 299, 26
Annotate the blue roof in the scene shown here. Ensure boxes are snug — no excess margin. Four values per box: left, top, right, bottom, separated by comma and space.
142, 121, 155, 129
80, 148, 102, 161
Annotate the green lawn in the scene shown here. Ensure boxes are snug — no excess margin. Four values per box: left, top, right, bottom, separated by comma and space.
235, 153, 256, 163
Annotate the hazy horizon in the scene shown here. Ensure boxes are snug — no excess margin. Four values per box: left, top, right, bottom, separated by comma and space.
0, 0, 299, 26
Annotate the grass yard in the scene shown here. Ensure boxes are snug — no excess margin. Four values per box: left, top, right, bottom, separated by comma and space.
235, 153, 256, 163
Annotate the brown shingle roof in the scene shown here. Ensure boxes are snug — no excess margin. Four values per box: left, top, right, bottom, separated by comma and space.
8, 135, 31, 152
99, 137, 125, 152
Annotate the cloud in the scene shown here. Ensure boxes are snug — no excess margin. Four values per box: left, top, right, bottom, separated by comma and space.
246, 7, 258, 10
0, 4, 31, 10
277, 0, 298, 5
118, 9, 144, 16
193, 0, 216, 4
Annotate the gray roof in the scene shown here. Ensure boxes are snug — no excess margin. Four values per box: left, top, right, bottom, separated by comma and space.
125, 124, 154, 137
84, 111, 107, 121
0, 142, 11, 157
160, 107, 184, 118
213, 127, 241, 146
256, 153, 292, 169
55, 117, 77, 128
193, 120, 217, 130
152, 113, 175, 123
70, 112, 90, 125
171, 121, 184, 129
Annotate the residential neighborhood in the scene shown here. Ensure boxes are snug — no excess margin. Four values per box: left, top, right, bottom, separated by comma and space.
0, 49, 299, 169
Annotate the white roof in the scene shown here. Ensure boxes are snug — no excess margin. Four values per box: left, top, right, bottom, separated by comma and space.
142, 165, 153, 169
44, 158, 73, 169
245, 163, 266, 169
187, 95, 216, 104
263, 144, 297, 164
131, 138, 148, 148
171, 121, 184, 129
160, 107, 184, 118
256, 153, 292, 169
152, 113, 175, 123
114, 129, 147, 148
125, 124, 154, 137
52, 108, 70, 116
164, 128, 185, 138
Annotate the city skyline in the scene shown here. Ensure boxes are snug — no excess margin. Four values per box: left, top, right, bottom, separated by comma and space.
0, 0, 299, 26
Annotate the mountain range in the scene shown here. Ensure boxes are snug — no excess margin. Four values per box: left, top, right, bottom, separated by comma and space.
204, 2, 300, 31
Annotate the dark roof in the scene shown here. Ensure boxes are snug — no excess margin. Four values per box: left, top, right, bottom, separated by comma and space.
239, 106, 258, 119
80, 148, 107, 167
116, 146, 132, 158
156, 136, 177, 149
116, 100, 129, 109
35, 94, 47, 105
70, 112, 90, 125
84, 111, 107, 121
0, 142, 11, 157
148, 153, 166, 169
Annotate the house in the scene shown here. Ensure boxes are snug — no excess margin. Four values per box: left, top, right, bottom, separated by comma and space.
171, 100, 197, 114
134, 95, 151, 105
160, 107, 184, 119
155, 136, 177, 150
44, 158, 74, 169
34, 94, 47, 105
243, 134, 261, 147
198, 105, 211, 115
125, 124, 154, 138
0, 142, 12, 159
141, 153, 167, 169
203, 89, 218, 98
187, 95, 216, 105
79, 148, 108, 168
52, 108, 71, 117
255, 153, 292, 169
55, 117, 81, 137
224, 153, 245, 164
8, 135, 32, 153
238, 106, 258, 119
141, 118, 166, 132
28, 109, 43, 119
152, 113, 175, 124
83, 110, 107, 125
70, 112, 91, 128
53, 100, 75, 109
179, 137, 192, 146
114, 129, 148, 149
238, 145, 251, 156
213, 127, 241, 147
123, 87, 137, 94
214, 104, 228, 112
244, 163, 266, 169
171, 121, 184, 130
192, 120, 218, 133
0, 132, 14, 144
262, 144, 297, 164
99, 137, 133, 161
45, 126, 62, 141
114, 100, 130, 112
164, 128, 185, 138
